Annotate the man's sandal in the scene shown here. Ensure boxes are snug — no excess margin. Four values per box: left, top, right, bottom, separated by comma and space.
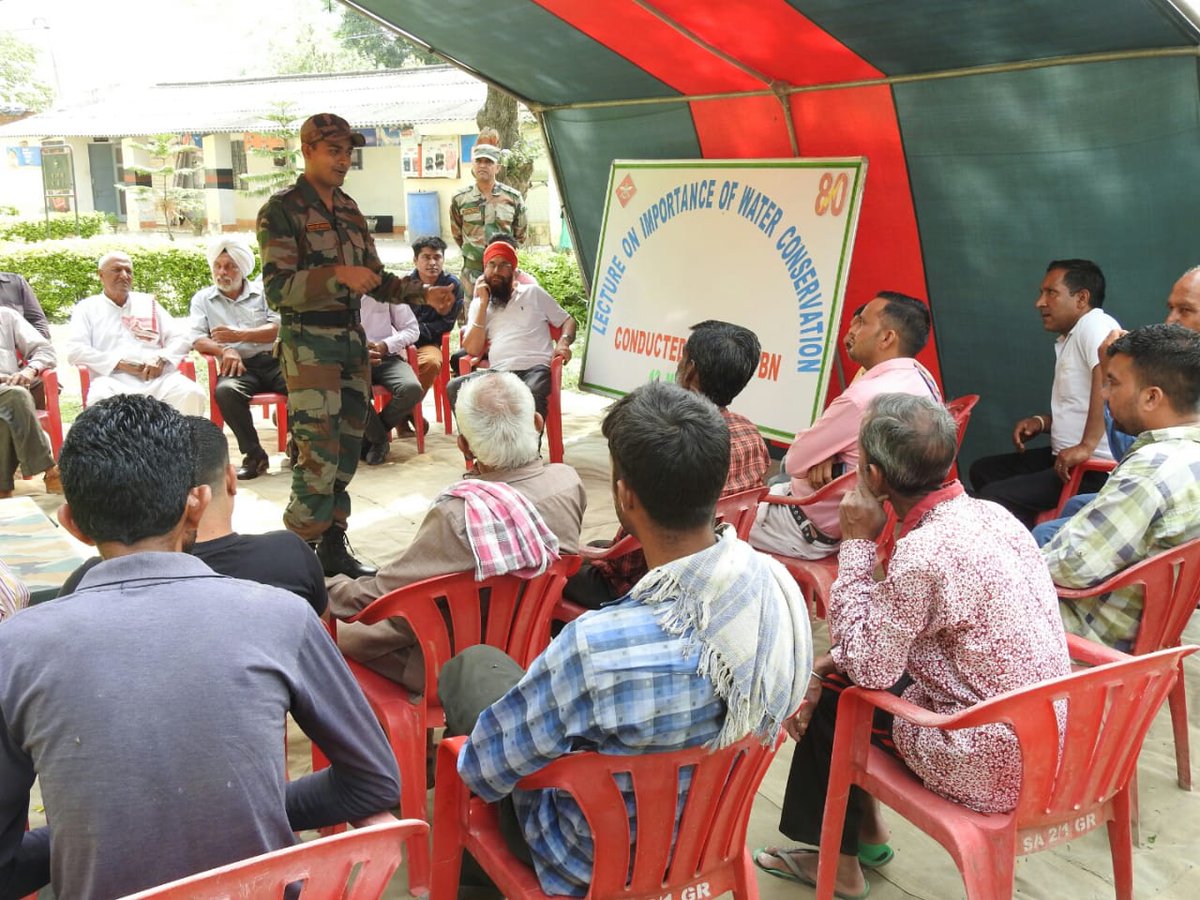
752, 847, 871, 900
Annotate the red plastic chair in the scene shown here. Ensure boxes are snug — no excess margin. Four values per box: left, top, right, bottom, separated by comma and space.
432, 731, 782, 900
554, 486, 769, 626
1034, 456, 1118, 525
369, 345, 428, 455
815, 639, 1198, 900
202, 353, 288, 452
116, 818, 427, 899
34, 368, 63, 458
760, 470, 860, 620
944, 394, 979, 480
457, 324, 565, 464
319, 556, 581, 895
433, 332, 453, 434
79, 358, 197, 407
1057, 535, 1200, 790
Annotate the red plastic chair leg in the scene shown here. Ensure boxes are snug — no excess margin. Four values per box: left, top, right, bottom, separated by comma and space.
1169, 666, 1191, 790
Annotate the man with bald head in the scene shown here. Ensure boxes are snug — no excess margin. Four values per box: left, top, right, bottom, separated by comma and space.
66, 252, 205, 415
189, 236, 285, 480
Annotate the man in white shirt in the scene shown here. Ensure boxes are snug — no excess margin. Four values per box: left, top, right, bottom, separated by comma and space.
969, 259, 1120, 527
446, 241, 575, 419
67, 252, 206, 415
360, 295, 422, 465
0, 307, 60, 498
189, 237, 284, 480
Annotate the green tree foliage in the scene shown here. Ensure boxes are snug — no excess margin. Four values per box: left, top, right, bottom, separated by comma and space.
519, 249, 587, 329
270, 22, 372, 75
334, 7, 439, 67
120, 135, 204, 242
0, 33, 55, 113
240, 102, 303, 197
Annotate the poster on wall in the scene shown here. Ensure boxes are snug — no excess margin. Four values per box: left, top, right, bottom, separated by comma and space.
580, 158, 866, 442
401, 145, 420, 176
420, 138, 459, 178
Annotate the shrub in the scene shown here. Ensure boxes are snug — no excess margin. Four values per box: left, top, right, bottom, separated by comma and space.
0, 213, 112, 242
518, 248, 588, 328
0, 240, 234, 321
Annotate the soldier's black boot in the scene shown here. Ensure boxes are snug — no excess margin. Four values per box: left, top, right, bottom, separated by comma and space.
316, 526, 377, 578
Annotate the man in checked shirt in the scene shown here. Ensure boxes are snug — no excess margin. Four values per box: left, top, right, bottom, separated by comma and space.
437, 381, 810, 896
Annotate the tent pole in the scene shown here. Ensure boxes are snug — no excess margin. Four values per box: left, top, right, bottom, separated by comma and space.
536, 45, 1200, 113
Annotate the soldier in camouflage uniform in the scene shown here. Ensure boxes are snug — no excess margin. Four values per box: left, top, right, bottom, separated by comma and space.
257, 113, 456, 578
449, 141, 528, 287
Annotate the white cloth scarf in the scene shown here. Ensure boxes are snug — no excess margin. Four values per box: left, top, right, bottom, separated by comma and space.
630, 525, 812, 748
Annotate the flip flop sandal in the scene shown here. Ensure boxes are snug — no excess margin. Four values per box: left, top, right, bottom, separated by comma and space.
752, 847, 871, 899
857, 841, 894, 868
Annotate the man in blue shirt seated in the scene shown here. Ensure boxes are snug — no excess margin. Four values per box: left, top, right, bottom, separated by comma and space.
437, 381, 812, 896
0, 395, 399, 900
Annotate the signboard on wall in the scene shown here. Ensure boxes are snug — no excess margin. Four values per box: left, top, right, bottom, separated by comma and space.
420, 138, 459, 178
579, 158, 866, 442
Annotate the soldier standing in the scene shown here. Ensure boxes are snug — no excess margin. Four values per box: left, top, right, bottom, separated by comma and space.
449, 130, 528, 288
257, 113, 456, 577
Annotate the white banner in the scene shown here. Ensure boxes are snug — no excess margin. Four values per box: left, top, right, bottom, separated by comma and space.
580, 158, 866, 441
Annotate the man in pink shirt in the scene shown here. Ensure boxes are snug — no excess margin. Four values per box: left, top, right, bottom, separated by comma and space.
749, 292, 940, 559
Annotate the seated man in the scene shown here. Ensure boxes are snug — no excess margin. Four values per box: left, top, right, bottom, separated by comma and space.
67, 251, 206, 415
0, 558, 29, 623
750, 291, 939, 558
327, 372, 586, 691
1045, 324, 1200, 650
447, 240, 576, 418
0, 270, 50, 338
970, 259, 1119, 527
756, 394, 1070, 898
1033, 265, 1200, 545
565, 319, 770, 608
189, 236, 285, 480
438, 381, 811, 896
0, 395, 398, 899
360, 292, 423, 465
0, 306, 60, 498
57, 416, 328, 615
407, 235, 463, 397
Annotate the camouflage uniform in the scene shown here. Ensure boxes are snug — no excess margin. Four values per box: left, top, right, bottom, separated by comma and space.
449, 181, 528, 285
258, 174, 425, 541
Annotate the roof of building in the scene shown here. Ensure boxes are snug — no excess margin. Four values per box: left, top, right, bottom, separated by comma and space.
0, 66, 486, 138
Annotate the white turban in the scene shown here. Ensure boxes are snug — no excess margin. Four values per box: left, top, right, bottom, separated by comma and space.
207, 236, 256, 280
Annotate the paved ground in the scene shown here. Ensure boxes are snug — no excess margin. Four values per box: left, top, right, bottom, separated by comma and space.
12, 336, 1200, 899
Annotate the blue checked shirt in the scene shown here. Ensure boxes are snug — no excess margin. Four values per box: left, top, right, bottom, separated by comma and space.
457, 598, 727, 896
1044, 424, 1200, 649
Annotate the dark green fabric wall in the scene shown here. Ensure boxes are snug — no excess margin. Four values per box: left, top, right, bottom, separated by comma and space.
896, 56, 1200, 470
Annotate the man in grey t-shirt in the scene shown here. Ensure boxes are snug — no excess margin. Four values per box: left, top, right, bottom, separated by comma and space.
0, 395, 399, 900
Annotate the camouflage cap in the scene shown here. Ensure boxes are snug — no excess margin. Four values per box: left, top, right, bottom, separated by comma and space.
472, 142, 501, 162
300, 113, 366, 148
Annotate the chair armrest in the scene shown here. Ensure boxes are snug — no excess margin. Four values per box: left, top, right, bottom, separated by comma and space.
580, 533, 641, 562
762, 469, 856, 508
838, 685, 957, 729
1066, 633, 1129, 667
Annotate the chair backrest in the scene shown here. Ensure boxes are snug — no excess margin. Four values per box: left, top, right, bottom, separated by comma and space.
1058, 536, 1200, 658
944, 394, 979, 450
515, 733, 782, 898
117, 819, 426, 899
350, 556, 581, 690
713, 486, 768, 540
931, 645, 1197, 846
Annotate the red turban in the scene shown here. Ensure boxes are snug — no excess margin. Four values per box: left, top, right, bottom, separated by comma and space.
483, 242, 518, 269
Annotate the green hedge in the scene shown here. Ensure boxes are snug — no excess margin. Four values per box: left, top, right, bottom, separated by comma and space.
0, 239, 589, 326
518, 248, 588, 328
0, 240, 221, 321
0, 213, 112, 242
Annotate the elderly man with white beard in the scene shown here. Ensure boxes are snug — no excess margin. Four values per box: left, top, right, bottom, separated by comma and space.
189, 236, 286, 480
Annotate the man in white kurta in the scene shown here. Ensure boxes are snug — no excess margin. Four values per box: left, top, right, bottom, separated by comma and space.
66, 252, 205, 414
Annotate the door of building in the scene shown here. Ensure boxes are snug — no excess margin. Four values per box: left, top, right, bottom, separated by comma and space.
88, 142, 126, 221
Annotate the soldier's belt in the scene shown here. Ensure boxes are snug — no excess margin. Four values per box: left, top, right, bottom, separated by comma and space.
283, 309, 362, 327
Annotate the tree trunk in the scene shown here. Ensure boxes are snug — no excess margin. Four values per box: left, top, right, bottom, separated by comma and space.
476, 86, 534, 197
